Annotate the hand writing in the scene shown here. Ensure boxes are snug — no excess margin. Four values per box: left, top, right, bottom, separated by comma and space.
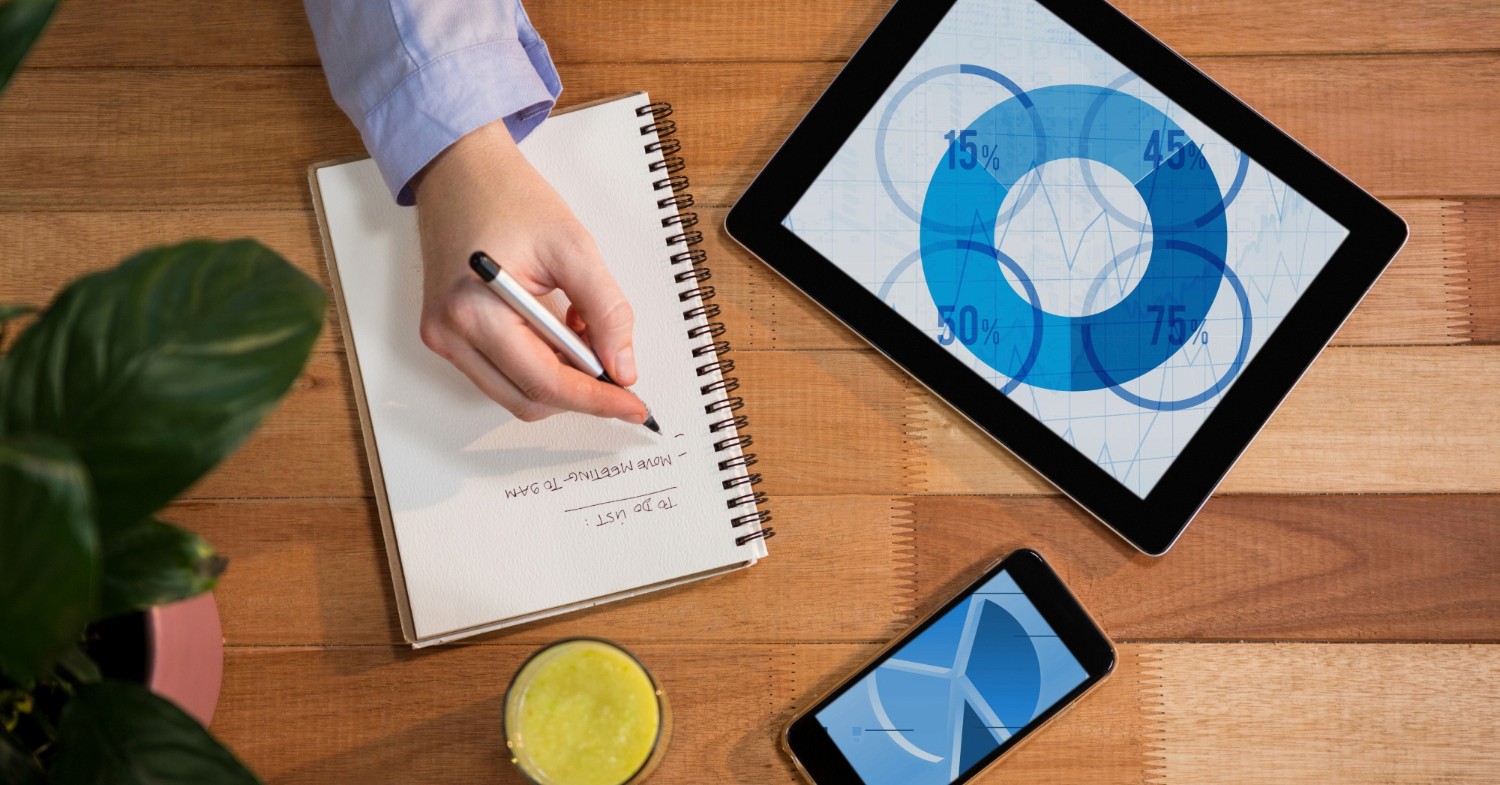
412, 120, 646, 424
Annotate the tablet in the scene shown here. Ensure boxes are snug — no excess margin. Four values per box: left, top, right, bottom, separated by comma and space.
727, 0, 1407, 555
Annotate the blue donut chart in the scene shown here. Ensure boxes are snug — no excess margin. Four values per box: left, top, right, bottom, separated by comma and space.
1077, 71, 1251, 235
876, 64, 1045, 232
876, 240, 1046, 395
919, 84, 1230, 392
1082, 240, 1254, 411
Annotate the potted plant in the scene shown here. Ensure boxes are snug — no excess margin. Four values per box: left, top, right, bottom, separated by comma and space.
1, 2, 326, 781
0, 243, 325, 784
0, 247, 324, 785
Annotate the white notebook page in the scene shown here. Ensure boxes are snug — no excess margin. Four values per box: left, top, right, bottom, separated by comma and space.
316, 94, 767, 642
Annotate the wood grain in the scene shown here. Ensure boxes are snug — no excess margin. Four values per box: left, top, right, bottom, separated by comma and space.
176, 496, 917, 647
0, 199, 1494, 354
913, 345, 1500, 495
177, 493, 1500, 646
23, 0, 1500, 68
210, 642, 1151, 785
1145, 643, 1500, 784
1458, 201, 1500, 344
906, 495, 1500, 642
11, 3, 1500, 782
0, 210, 329, 352
2, 57, 1497, 211
188, 346, 1500, 500
209, 643, 1499, 785
212, 644, 791, 785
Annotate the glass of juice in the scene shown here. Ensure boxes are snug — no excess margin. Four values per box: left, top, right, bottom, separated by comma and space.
503, 638, 671, 785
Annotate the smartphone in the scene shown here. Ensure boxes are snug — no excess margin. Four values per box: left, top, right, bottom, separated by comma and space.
783, 549, 1115, 785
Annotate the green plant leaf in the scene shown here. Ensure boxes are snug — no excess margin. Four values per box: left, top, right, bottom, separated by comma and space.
0, 723, 45, 785
0, 304, 35, 322
0, 0, 60, 94
53, 644, 100, 684
0, 436, 98, 684
0, 304, 36, 344
0, 239, 325, 534
101, 517, 226, 617
51, 680, 262, 785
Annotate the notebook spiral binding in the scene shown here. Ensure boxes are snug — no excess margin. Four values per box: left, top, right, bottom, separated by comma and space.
638, 100, 774, 547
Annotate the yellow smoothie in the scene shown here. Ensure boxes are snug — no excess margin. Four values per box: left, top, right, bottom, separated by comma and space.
504, 640, 665, 785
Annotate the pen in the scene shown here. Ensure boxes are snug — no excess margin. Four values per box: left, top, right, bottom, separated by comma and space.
469, 251, 661, 434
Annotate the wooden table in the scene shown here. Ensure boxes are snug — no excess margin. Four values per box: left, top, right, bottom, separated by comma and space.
5, 1, 1498, 782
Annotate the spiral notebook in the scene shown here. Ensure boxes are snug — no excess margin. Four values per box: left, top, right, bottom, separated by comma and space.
309, 93, 772, 647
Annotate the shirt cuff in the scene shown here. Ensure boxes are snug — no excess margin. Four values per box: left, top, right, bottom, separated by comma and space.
361, 37, 562, 206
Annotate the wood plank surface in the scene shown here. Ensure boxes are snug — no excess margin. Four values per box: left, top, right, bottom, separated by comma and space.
24, 0, 1500, 68
178, 493, 1500, 646
212, 644, 793, 785
1460, 201, 1500, 344
912, 345, 1500, 495
188, 346, 1500, 500
1, 199, 1496, 352
2, 56, 1498, 211
9, 2, 1500, 783
208, 641, 1150, 785
906, 495, 1500, 642
1145, 643, 1500, 784
208, 642, 1498, 785
180, 496, 918, 647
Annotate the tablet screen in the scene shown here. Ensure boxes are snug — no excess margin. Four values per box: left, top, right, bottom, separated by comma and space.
783, 0, 1349, 497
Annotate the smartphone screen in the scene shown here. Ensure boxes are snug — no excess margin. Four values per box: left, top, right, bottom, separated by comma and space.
785, 550, 1113, 785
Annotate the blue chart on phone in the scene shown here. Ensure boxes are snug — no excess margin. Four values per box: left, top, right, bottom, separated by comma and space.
814, 571, 1087, 785
784, 0, 1349, 498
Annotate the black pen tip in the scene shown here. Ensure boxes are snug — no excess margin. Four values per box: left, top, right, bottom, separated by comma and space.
469, 252, 499, 282
643, 415, 661, 434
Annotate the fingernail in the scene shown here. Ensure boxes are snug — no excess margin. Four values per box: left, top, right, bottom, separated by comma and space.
616, 346, 637, 386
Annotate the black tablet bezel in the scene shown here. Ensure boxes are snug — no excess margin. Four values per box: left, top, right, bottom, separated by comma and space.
784, 549, 1115, 785
726, 0, 1408, 556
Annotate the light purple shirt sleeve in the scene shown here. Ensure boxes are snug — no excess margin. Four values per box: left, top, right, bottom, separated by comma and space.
304, 0, 562, 205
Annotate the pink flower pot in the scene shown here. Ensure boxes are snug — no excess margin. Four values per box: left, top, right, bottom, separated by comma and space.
145, 592, 224, 725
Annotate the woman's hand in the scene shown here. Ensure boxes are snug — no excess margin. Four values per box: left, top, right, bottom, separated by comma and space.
412, 119, 646, 424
